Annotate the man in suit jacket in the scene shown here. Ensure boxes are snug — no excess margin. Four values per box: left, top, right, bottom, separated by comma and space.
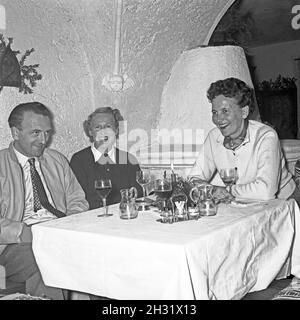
70, 107, 142, 209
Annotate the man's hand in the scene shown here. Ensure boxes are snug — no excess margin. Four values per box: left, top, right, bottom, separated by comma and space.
20, 224, 32, 243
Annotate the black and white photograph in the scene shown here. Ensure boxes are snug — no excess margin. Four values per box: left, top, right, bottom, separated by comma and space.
0, 0, 300, 308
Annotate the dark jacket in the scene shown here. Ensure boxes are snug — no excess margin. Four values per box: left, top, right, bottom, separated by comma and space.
70, 147, 143, 209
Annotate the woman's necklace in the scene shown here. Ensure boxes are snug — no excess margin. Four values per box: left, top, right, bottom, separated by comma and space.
223, 120, 248, 151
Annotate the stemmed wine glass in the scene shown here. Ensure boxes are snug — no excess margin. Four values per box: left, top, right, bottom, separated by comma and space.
219, 168, 238, 188
95, 179, 112, 217
136, 169, 151, 206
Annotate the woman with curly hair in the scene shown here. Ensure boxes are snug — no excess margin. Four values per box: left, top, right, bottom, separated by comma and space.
189, 77, 298, 202
70, 107, 142, 209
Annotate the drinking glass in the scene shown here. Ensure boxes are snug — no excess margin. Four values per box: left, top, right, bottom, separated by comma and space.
219, 168, 238, 187
95, 179, 112, 217
136, 169, 151, 202
154, 178, 172, 213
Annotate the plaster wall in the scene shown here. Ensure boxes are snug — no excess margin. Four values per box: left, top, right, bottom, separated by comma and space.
0, 0, 232, 158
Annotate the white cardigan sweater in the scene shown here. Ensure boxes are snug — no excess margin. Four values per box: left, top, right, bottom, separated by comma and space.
188, 120, 295, 201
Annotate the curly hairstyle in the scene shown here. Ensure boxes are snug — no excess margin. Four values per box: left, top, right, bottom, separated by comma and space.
207, 77, 255, 114
83, 107, 124, 142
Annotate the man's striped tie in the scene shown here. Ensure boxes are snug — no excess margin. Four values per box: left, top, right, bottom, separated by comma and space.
28, 158, 66, 218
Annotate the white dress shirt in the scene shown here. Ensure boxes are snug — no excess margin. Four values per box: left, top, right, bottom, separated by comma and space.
91, 143, 116, 163
13, 147, 57, 225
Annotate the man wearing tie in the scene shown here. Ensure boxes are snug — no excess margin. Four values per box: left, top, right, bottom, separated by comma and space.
0, 102, 89, 299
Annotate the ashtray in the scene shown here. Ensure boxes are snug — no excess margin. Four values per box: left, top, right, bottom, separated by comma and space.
156, 211, 200, 224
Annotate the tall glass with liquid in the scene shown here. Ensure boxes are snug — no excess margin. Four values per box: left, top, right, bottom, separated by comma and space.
95, 179, 112, 217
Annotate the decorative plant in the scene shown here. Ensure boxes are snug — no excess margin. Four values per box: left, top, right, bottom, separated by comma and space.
0, 34, 42, 94
255, 74, 297, 91
18, 48, 42, 94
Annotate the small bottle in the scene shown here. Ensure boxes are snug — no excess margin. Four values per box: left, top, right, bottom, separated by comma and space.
171, 172, 177, 190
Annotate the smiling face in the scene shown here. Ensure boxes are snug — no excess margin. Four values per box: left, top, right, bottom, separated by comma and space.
211, 95, 249, 139
89, 112, 117, 150
11, 111, 53, 157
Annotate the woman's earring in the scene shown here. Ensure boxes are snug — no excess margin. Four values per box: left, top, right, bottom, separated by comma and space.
242, 105, 249, 119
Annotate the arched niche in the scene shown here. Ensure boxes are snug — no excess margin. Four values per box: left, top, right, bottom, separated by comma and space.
141, 0, 259, 180
157, 0, 259, 139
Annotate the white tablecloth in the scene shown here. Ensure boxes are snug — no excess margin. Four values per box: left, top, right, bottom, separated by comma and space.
32, 199, 300, 300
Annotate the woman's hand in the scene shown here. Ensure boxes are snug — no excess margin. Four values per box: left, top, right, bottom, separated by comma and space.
187, 175, 208, 186
212, 186, 234, 203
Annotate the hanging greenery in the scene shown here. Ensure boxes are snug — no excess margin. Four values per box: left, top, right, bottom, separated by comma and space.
0, 34, 42, 94
255, 74, 298, 91
18, 47, 43, 94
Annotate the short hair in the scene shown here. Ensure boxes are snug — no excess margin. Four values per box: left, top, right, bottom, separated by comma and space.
8, 102, 53, 129
83, 107, 124, 141
207, 77, 254, 114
